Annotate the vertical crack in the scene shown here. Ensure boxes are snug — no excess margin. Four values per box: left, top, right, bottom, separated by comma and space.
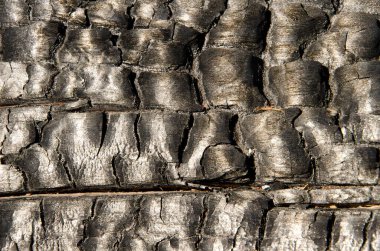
56, 137, 76, 188
192, 78, 204, 107
39, 199, 46, 233
159, 197, 164, 222
126, 2, 136, 30
0, 109, 11, 154
195, 195, 209, 250
97, 112, 108, 156
231, 226, 242, 251
50, 23, 67, 60
29, 223, 35, 251
84, 9, 91, 28
256, 202, 272, 250
38, 108, 53, 144
111, 155, 121, 187
178, 113, 194, 163
77, 198, 97, 250
204, 0, 229, 33
12, 242, 20, 251
360, 212, 373, 251
134, 113, 141, 159
325, 213, 336, 251
164, 0, 174, 20
128, 71, 140, 108
228, 114, 238, 145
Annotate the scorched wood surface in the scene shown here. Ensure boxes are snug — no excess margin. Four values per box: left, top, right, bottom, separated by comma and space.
0, 0, 379, 250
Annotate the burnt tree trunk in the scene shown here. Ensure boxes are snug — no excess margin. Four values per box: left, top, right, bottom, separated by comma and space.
0, 0, 380, 250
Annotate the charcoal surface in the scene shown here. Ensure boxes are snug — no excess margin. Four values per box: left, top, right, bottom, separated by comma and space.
1, 0, 380, 250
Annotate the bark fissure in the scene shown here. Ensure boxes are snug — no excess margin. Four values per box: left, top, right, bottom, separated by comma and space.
97, 112, 108, 156
133, 113, 141, 158
195, 195, 208, 250
178, 113, 194, 163
325, 214, 335, 251
77, 198, 97, 250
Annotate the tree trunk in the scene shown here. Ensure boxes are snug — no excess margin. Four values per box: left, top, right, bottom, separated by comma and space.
0, 0, 379, 250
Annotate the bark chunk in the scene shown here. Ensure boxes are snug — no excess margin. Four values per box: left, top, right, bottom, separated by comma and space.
333, 61, 380, 116
53, 65, 136, 107
2, 22, 60, 62
199, 48, 266, 110
238, 109, 311, 182
268, 60, 328, 107
207, 1, 268, 53
56, 28, 121, 64
266, 3, 328, 66
137, 72, 202, 111
262, 208, 332, 251
170, 0, 226, 32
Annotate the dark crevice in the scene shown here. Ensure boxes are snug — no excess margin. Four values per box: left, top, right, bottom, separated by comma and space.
84, 9, 91, 28
331, 0, 340, 14
29, 225, 35, 251
298, 41, 307, 59
33, 122, 41, 145
199, 147, 208, 179
62, 161, 76, 189
310, 157, 317, 184
159, 197, 164, 222
97, 112, 108, 156
39, 200, 46, 233
192, 78, 204, 108
154, 237, 171, 251
245, 154, 256, 183
228, 114, 239, 145
320, 65, 331, 107
178, 113, 194, 163
325, 213, 335, 251
110, 35, 119, 46
133, 113, 141, 158
111, 155, 121, 187
260, 10, 272, 54
44, 70, 61, 99
116, 48, 123, 66
128, 72, 140, 108
126, 4, 135, 30
253, 57, 269, 103
50, 23, 67, 59
256, 200, 274, 250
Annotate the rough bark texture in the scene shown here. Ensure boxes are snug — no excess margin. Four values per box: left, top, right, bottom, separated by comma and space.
0, 0, 380, 250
